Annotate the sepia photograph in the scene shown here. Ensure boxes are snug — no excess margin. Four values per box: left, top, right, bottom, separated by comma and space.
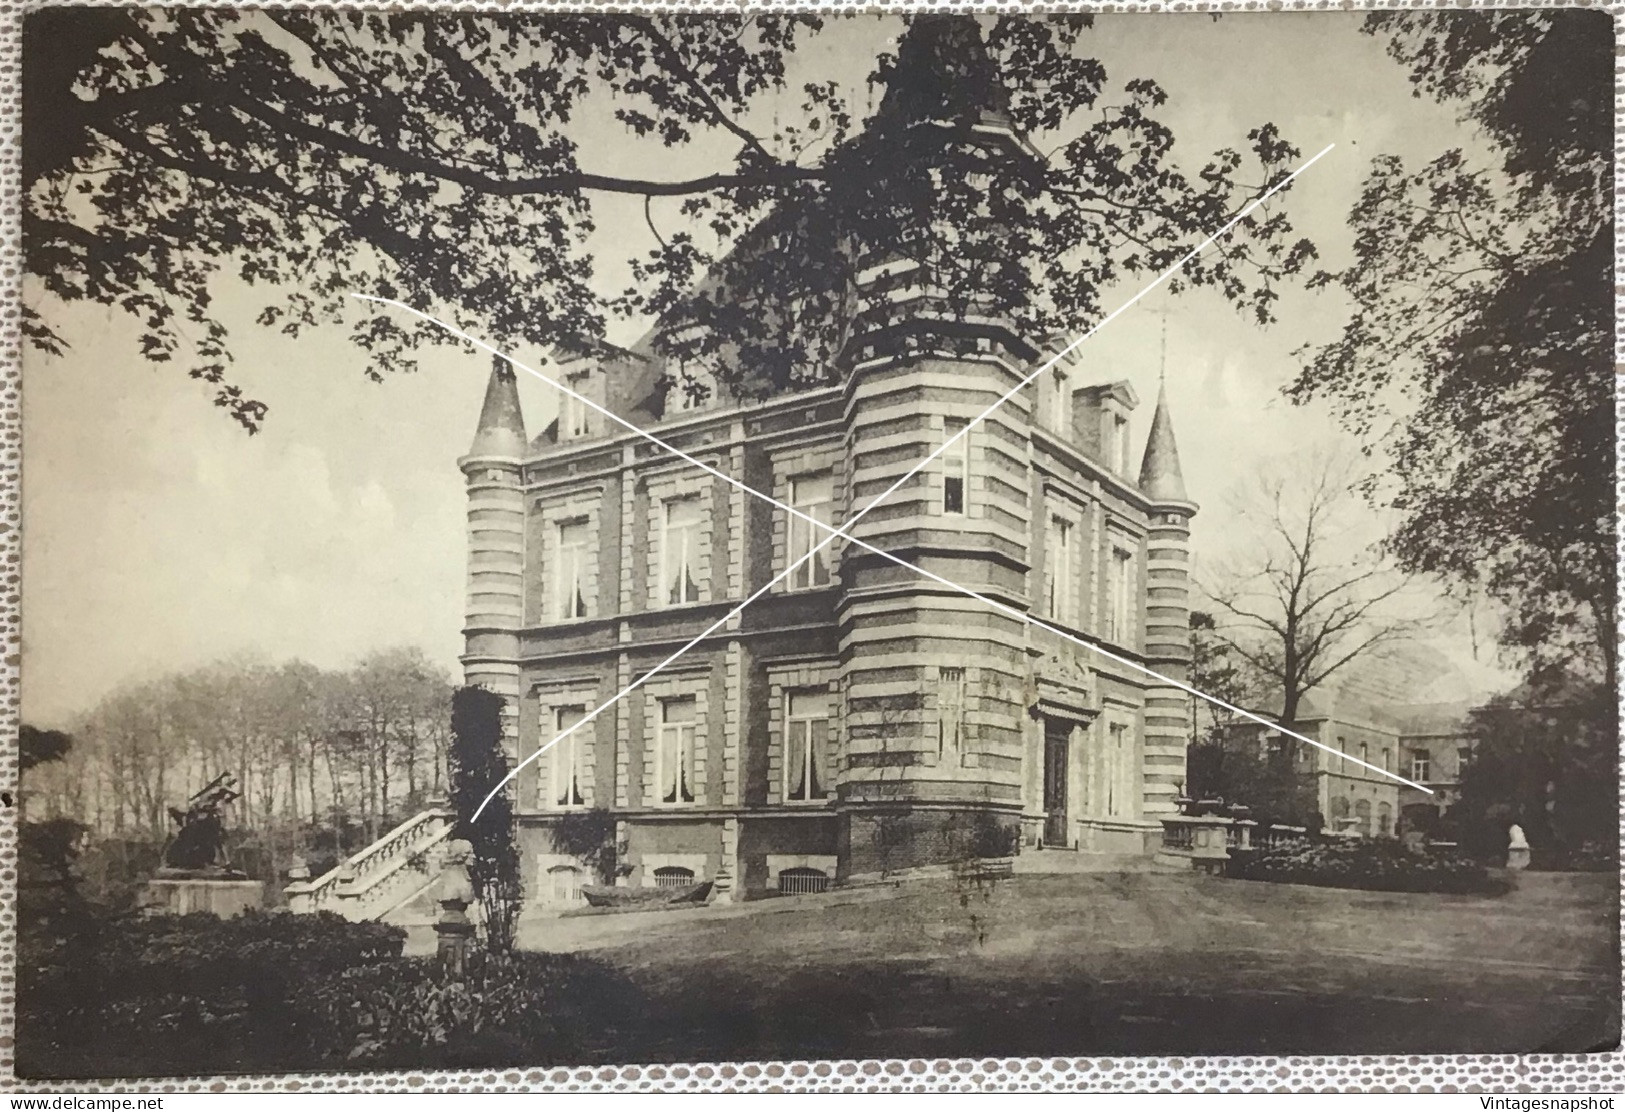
14, 4, 1619, 1085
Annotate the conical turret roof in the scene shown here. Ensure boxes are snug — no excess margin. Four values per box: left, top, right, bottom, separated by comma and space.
1138, 383, 1188, 503
874, 15, 1012, 131
468, 355, 526, 458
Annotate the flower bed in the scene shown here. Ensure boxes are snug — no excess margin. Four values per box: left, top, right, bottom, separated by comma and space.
303, 949, 648, 1069
1228, 838, 1509, 895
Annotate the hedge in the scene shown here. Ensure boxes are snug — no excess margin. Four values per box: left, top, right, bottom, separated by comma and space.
18, 910, 646, 1077
19, 910, 405, 1078
1228, 838, 1509, 895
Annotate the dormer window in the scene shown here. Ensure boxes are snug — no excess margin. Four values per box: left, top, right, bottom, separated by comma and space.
1043, 368, 1071, 435
1108, 413, 1130, 474
667, 368, 712, 416
561, 372, 591, 439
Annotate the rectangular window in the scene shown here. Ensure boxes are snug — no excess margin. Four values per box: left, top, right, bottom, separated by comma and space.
938, 667, 966, 760
1382, 747, 1392, 772
660, 496, 704, 606
1045, 518, 1073, 624
785, 690, 832, 802
941, 418, 969, 515
1105, 720, 1134, 818
1456, 745, 1472, 774
1410, 748, 1431, 782
553, 520, 588, 619
562, 372, 590, 438
1105, 546, 1133, 643
657, 697, 697, 805
786, 473, 833, 590
550, 705, 587, 808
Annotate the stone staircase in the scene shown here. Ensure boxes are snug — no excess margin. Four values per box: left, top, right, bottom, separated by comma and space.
285, 804, 457, 922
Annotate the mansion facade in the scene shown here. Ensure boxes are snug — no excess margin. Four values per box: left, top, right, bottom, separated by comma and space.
459, 309, 1199, 906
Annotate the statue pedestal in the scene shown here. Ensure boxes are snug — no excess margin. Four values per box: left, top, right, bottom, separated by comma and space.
142, 874, 264, 918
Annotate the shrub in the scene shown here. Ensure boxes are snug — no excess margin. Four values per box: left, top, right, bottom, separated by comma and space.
966, 810, 1021, 859
300, 949, 648, 1068
449, 685, 523, 952
18, 909, 405, 1078
547, 808, 619, 885
1229, 837, 1508, 895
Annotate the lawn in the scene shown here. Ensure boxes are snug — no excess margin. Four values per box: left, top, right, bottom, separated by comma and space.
449, 869, 1619, 1061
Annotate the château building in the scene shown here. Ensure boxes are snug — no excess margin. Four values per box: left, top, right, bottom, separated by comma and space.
457, 18, 1197, 908
461, 341, 1197, 906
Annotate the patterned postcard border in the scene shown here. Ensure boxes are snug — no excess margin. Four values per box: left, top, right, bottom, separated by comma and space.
0, 0, 1618, 1093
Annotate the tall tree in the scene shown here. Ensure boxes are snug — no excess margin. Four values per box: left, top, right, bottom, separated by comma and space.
19, 725, 73, 775
447, 685, 521, 954
1202, 453, 1433, 743
1290, 10, 1613, 688
1455, 676, 1615, 866
18, 725, 90, 935
24, 11, 1314, 428
1183, 611, 1270, 803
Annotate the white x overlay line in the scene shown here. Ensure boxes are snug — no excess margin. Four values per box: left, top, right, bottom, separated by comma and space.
357, 142, 1425, 818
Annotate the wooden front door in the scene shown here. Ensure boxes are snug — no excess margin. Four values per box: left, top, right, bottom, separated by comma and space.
1042, 720, 1070, 847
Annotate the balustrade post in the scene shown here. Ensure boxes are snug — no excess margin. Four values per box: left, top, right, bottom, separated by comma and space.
1234, 819, 1256, 851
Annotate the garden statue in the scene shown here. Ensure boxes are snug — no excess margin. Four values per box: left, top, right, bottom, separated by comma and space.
160, 773, 247, 878
142, 772, 262, 916
435, 838, 478, 977
1506, 823, 1531, 871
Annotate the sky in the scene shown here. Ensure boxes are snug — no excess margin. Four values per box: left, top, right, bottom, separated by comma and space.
20, 12, 1518, 727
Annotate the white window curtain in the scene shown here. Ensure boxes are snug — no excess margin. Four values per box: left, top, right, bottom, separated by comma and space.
787, 474, 833, 590
1106, 546, 1132, 643
785, 690, 831, 801
562, 372, 591, 438
554, 520, 588, 619
1046, 517, 1072, 624
551, 705, 587, 807
661, 497, 703, 605
1046, 368, 1070, 435
658, 697, 697, 804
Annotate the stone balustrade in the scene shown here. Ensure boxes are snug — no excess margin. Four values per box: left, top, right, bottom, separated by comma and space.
1158, 810, 1314, 874
286, 804, 456, 921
